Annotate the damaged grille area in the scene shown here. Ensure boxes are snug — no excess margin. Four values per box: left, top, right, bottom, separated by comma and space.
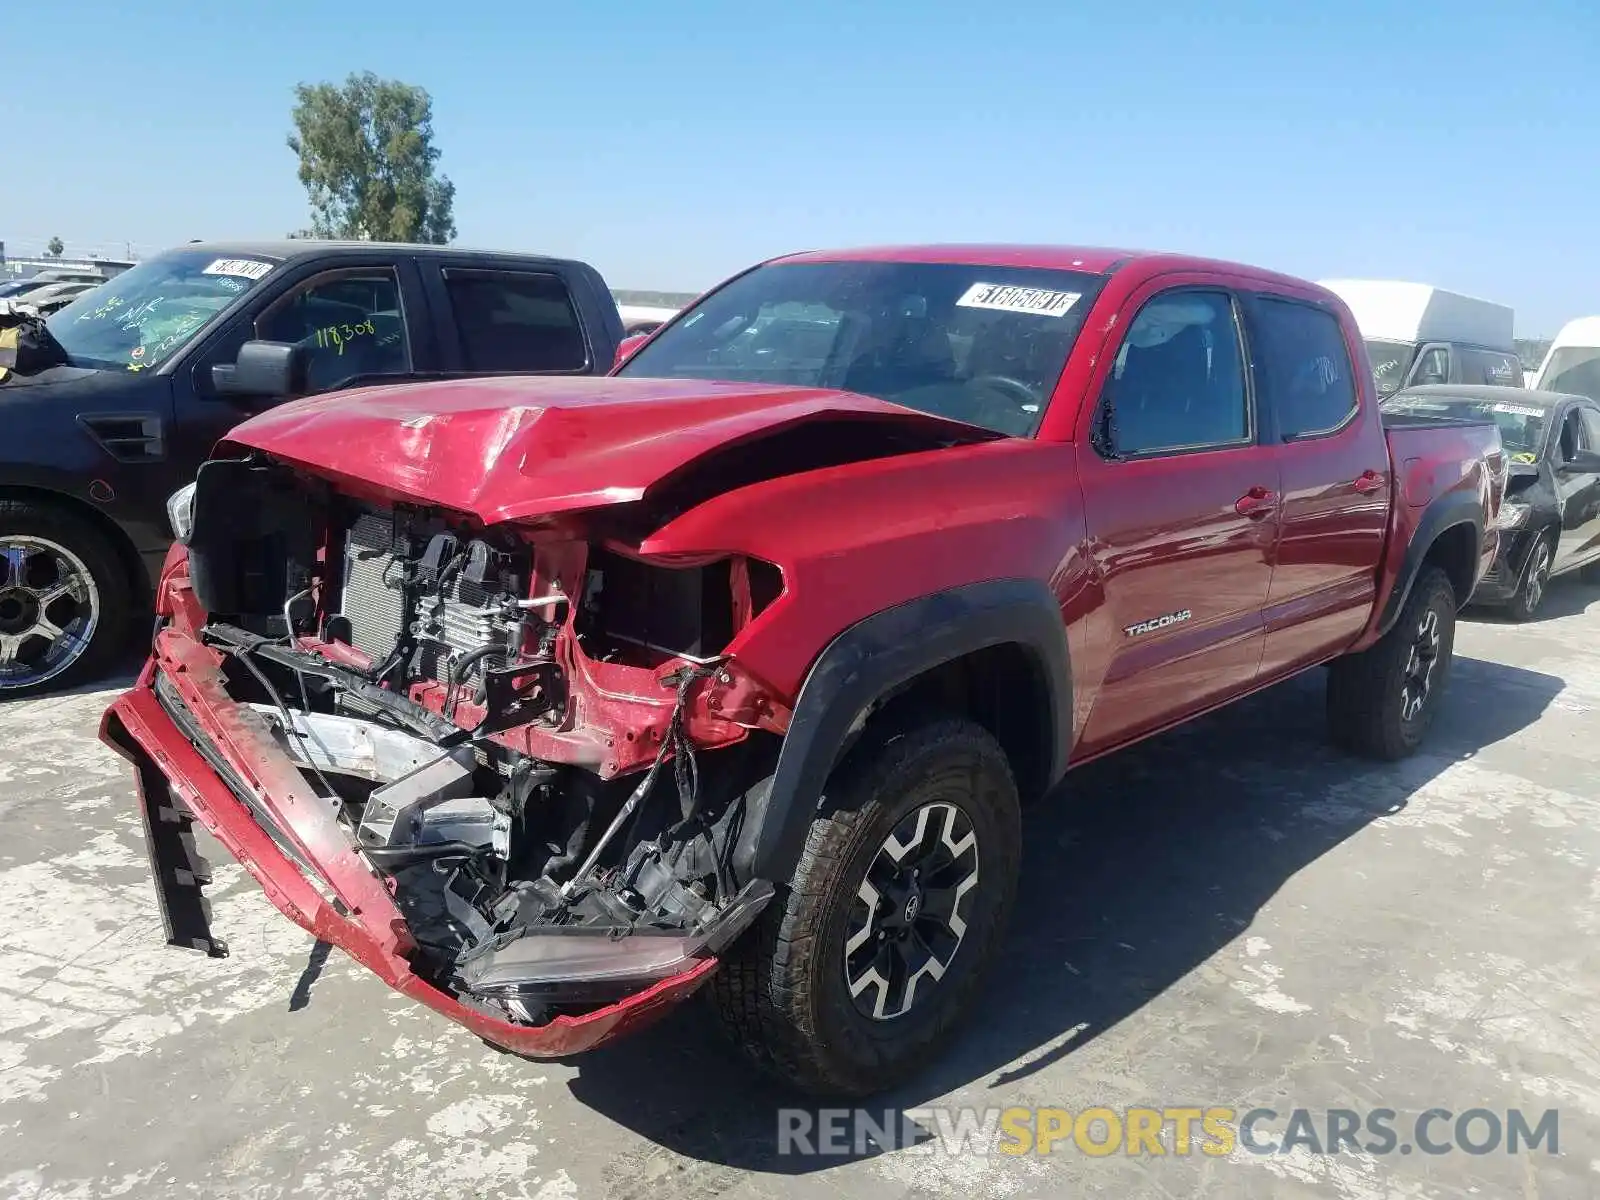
176, 457, 779, 1030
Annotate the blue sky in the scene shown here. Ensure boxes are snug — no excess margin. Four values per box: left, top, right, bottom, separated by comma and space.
6, 0, 1596, 333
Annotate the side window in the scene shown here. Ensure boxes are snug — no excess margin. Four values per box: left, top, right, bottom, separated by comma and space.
1105, 290, 1248, 456
255, 268, 410, 392
1411, 345, 1451, 386
1459, 346, 1521, 387
1252, 298, 1359, 439
442, 270, 588, 372
1581, 407, 1600, 453
1559, 410, 1584, 462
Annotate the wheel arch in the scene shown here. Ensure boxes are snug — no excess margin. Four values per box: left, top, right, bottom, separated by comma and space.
1376, 493, 1483, 638
735, 578, 1072, 885
0, 483, 150, 608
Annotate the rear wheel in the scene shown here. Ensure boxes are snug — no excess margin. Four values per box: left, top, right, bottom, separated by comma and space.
1327, 567, 1457, 760
1505, 534, 1554, 622
711, 716, 1021, 1096
0, 500, 130, 698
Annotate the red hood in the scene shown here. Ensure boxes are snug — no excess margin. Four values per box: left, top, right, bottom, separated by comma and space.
224, 375, 991, 522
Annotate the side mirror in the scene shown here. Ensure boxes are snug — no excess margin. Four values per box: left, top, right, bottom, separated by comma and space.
211, 340, 308, 401
1560, 449, 1600, 474
613, 332, 650, 370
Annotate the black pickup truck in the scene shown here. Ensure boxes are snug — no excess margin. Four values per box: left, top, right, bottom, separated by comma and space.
0, 241, 623, 697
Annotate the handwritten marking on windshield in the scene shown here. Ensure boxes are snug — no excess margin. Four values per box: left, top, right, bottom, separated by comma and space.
78, 295, 124, 322
314, 320, 377, 355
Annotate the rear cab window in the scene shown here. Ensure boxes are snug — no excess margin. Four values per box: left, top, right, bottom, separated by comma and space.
1252, 297, 1359, 438
442, 269, 589, 372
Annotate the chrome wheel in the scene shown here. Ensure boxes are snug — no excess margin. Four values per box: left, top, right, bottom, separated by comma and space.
843, 800, 980, 1021
1399, 608, 1441, 722
0, 537, 101, 692
1524, 543, 1551, 614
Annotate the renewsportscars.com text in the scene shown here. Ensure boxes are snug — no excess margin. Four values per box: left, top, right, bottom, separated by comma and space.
777, 1106, 1560, 1158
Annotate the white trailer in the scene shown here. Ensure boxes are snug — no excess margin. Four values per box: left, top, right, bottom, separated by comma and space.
1319, 279, 1519, 395
1529, 316, 1600, 401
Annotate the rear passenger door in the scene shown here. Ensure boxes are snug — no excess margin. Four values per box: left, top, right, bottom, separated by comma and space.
1246, 292, 1391, 678
422, 264, 596, 375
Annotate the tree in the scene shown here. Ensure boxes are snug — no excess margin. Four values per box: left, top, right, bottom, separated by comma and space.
45, 237, 63, 257
287, 72, 456, 244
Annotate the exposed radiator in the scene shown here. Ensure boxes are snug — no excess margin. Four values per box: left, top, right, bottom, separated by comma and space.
339, 507, 519, 683
341, 510, 407, 661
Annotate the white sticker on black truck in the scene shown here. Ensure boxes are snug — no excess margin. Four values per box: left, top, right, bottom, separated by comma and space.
201, 258, 274, 281
955, 282, 1081, 318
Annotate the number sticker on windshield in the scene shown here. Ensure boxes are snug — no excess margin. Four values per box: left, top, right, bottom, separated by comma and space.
956, 283, 1081, 318
1492, 403, 1543, 418
201, 258, 274, 281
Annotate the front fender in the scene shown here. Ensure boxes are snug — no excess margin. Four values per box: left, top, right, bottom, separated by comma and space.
736, 578, 1072, 885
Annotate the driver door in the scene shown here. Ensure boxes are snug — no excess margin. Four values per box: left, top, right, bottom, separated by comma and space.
1072, 282, 1280, 756
171, 257, 431, 475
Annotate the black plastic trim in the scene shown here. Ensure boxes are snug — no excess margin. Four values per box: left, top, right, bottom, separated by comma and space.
1376, 492, 1484, 636
742, 578, 1072, 883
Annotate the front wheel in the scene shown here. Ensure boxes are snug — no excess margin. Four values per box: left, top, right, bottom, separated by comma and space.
0, 500, 131, 698
711, 716, 1021, 1096
1505, 535, 1554, 622
1327, 566, 1457, 760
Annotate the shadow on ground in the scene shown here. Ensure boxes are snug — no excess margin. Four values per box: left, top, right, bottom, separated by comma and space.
1465, 573, 1600, 624
562, 654, 1565, 1178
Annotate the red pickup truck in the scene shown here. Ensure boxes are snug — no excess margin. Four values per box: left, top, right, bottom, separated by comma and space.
101, 245, 1504, 1097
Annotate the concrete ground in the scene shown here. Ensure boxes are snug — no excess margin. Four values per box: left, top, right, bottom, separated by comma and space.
3, 583, 1599, 1200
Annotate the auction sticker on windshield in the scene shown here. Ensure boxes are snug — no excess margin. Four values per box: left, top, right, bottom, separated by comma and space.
201, 258, 274, 281
1492, 403, 1544, 418
956, 282, 1081, 318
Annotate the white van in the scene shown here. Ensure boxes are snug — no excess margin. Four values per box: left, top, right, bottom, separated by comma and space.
1319, 279, 1521, 397
1528, 317, 1600, 401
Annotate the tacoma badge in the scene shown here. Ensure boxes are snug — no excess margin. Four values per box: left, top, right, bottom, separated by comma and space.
1123, 609, 1192, 637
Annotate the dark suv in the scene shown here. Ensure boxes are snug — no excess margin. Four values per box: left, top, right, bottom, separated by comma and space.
0, 240, 622, 696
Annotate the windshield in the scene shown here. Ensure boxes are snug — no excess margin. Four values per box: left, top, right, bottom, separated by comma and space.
616, 260, 1106, 437
44, 249, 279, 371
1537, 346, 1600, 404
1383, 393, 1549, 458
1365, 338, 1415, 397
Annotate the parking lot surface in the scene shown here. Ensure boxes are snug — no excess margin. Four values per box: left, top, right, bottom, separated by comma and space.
3, 586, 1599, 1199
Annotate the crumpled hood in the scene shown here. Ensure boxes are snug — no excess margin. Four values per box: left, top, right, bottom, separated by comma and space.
224, 375, 992, 522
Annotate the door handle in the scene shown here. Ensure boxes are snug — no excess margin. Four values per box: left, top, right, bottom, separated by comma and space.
1351, 469, 1386, 494
1235, 486, 1277, 517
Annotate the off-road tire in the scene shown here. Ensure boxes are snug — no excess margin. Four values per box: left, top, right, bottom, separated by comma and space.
1504, 533, 1555, 622
1327, 566, 1457, 760
0, 499, 131, 699
710, 715, 1022, 1096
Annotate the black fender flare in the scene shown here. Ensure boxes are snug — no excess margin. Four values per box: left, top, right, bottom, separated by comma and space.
737, 578, 1073, 885
1376, 491, 1484, 637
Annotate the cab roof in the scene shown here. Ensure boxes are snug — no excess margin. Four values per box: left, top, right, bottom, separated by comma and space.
772, 244, 1329, 292
155, 240, 588, 268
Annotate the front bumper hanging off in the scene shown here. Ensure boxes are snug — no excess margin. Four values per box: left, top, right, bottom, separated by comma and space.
99, 630, 719, 1057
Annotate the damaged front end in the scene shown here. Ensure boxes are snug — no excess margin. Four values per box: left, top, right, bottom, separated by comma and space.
103, 453, 795, 1052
